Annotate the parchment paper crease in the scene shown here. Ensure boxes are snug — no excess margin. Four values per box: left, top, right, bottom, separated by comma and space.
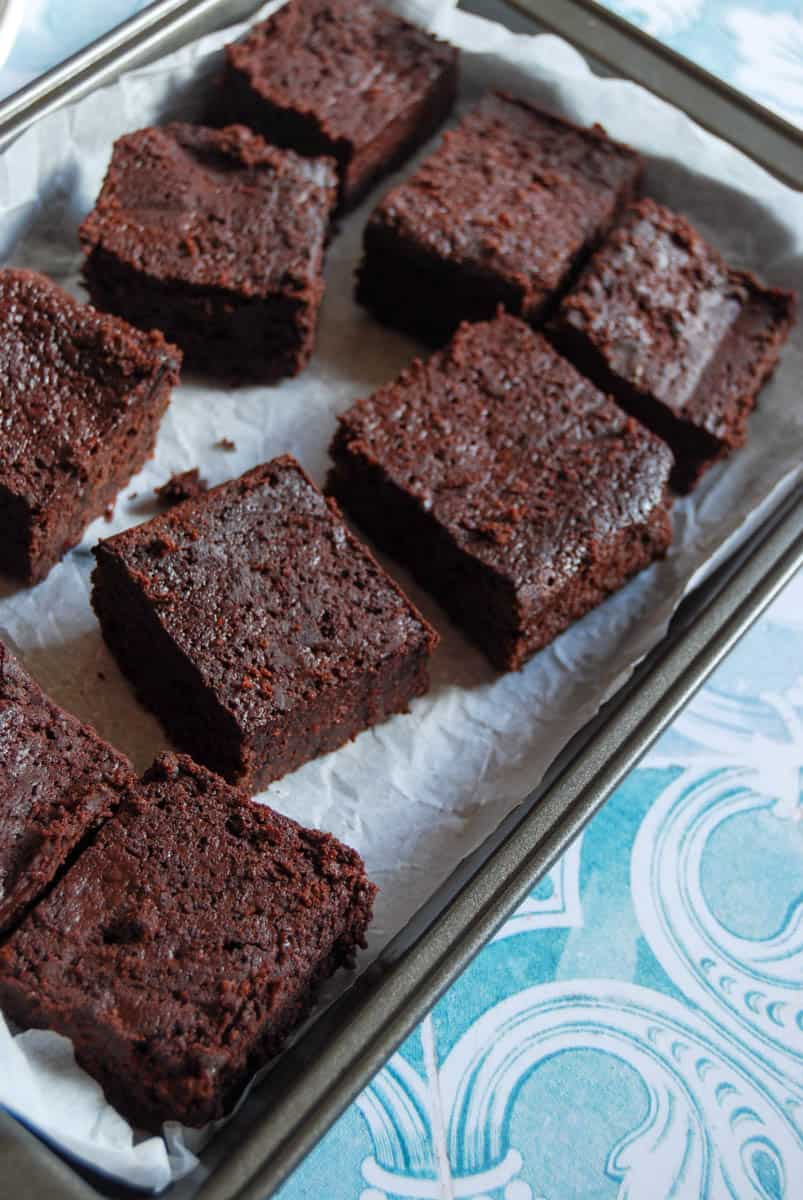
0, 0, 801, 1189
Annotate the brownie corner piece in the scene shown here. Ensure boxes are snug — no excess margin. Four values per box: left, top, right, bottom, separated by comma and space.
0, 268, 180, 585
355, 90, 643, 345
0, 638, 134, 933
79, 123, 337, 381
91, 455, 438, 791
549, 197, 798, 491
0, 750, 376, 1131
329, 313, 673, 672
218, 0, 459, 210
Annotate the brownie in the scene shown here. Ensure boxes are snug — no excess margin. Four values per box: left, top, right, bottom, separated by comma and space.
355, 91, 643, 345
217, 0, 458, 210
0, 640, 133, 934
0, 269, 180, 584
91, 455, 438, 791
0, 751, 376, 1131
79, 124, 337, 381
155, 468, 207, 507
328, 313, 674, 672
549, 199, 798, 491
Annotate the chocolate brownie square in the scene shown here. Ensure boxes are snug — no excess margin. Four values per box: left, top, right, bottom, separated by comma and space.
549, 198, 798, 491
0, 269, 180, 584
0, 751, 376, 1131
328, 313, 674, 672
217, 0, 458, 210
355, 91, 643, 344
79, 124, 337, 380
91, 456, 438, 791
0, 640, 134, 934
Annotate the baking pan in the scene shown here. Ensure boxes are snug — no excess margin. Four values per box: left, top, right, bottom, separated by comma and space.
0, 2, 801, 1197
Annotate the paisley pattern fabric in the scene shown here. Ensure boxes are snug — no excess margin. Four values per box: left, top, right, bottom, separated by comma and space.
0, 4, 801, 1197
276, 576, 803, 1200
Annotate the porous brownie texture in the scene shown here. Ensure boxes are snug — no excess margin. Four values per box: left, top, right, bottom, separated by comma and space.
329, 313, 674, 672
356, 91, 643, 344
0, 269, 180, 584
0, 751, 377, 1131
549, 198, 798, 491
79, 124, 337, 380
0, 640, 134, 934
91, 456, 438, 790
217, 0, 459, 210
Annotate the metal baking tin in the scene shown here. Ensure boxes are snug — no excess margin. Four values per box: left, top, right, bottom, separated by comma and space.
0, 2, 801, 1196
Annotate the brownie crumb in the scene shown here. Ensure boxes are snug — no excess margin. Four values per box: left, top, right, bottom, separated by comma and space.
215, 437, 236, 451
155, 469, 208, 507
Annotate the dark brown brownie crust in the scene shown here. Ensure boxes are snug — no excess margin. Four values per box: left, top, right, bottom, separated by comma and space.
0, 269, 180, 584
217, 0, 458, 210
0, 752, 377, 1131
0, 640, 134, 934
329, 314, 674, 672
79, 124, 337, 381
356, 91, 643, 345
91, 456, 438, 791
549, 198, 798, 491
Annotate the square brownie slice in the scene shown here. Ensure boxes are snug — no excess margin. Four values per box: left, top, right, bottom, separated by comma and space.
328, 314, 674, 672
0, 751, 377, 1131
0, 269, 180, 584
0, 640, 134, 934
91, 456, 438, 791
549, 198, 798, 491
356, 91, 643, 344
79, 124, 337, 381
217, 0, 458, 211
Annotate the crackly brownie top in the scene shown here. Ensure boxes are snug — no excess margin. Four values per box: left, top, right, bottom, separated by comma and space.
226, 0, 457, 148
0, 270, 180, 508
334, 314, 673, 584
368, 92, 642, 306
1, 752, 375, 1044
79, 124, 337, 296
0, 640, 133, 929
555, 198, 797, 431
95, 456, 437, 730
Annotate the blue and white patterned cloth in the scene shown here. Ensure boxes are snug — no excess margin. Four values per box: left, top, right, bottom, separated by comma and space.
1, 4, 802, 1197
278, 568, 803, 1199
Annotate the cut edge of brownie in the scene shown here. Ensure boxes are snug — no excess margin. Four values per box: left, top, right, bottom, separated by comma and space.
355, 90, 644, 346
0, 640, 135, 933
91, 456, 439, 792
81, 247, 324, 384
0, 751, 377, 1131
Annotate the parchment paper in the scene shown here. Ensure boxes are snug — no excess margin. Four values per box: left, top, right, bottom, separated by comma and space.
0, 0, 801, 1190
